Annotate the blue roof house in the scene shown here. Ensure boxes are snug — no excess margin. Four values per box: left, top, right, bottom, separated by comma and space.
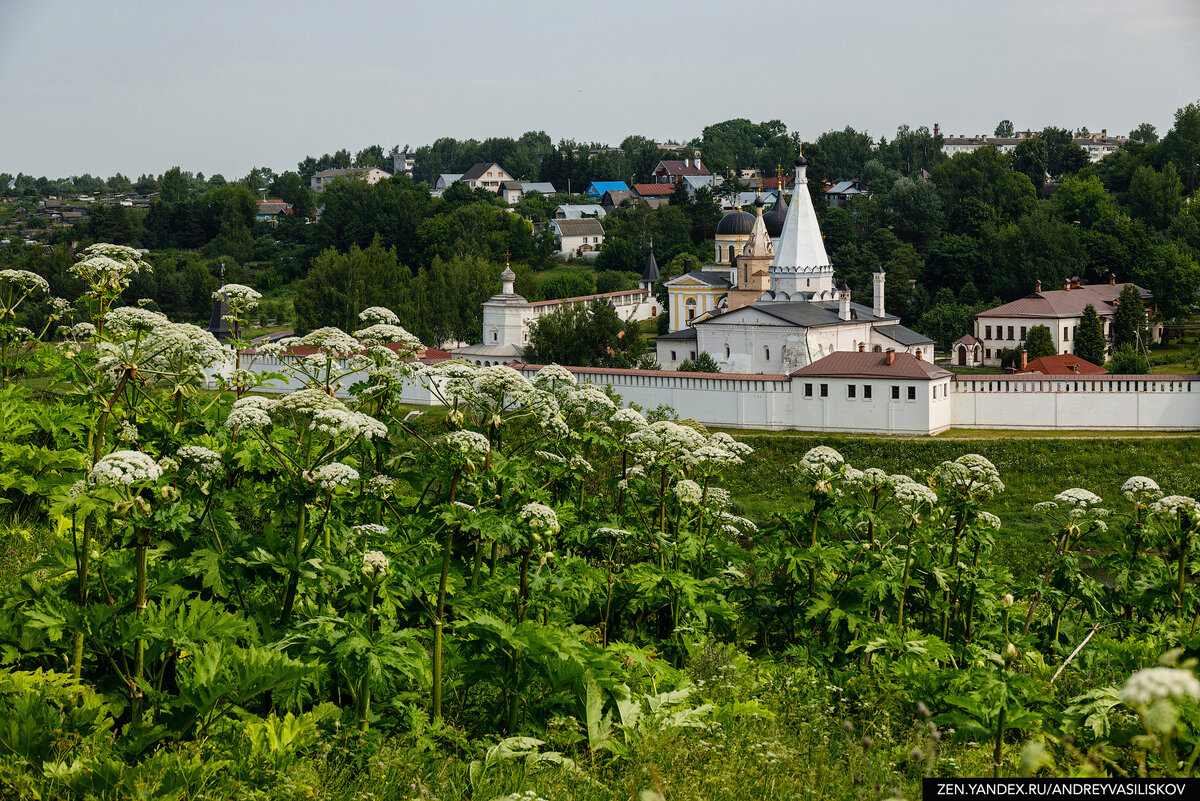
585, 181, 629, 199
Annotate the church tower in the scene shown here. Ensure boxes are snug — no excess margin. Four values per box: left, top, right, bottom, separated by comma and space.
768, 152, 835, 299
726, 194, 774, 312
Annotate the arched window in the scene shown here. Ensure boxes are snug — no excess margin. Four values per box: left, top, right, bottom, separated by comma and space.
764, 345, 770, 361
686, 297, 696, 322
724, 344, 730, 358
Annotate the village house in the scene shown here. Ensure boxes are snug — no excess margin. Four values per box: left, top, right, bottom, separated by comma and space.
460, 163, 514, 191
549, 218, 604, 258
309, 167, 391, 191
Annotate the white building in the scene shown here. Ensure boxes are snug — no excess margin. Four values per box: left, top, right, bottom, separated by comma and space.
453, 265, 658, 366
460, 162, 514, 191
549, 218, 604, 258
309, 167, 391, 192
972, 278, 1154, 366
553, 204, 606, 220
657, 155, 932, 373
393, 152, 415, 176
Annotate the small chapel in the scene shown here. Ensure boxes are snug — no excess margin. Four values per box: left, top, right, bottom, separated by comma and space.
655, 153, 933, 373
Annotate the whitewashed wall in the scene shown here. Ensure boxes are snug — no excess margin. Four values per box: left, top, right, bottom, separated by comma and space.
951, 376, 1200, 430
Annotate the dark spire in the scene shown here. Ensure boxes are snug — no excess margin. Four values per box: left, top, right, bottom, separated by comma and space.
641, 245, 659, 284
763, 187, 788, 238
207, 271, 232, 342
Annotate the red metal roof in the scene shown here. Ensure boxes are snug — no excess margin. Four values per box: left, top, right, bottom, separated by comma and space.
633, 183, 675, 196
1020, 355, 1107, 375
527, 289, 648, 307
790, 351, 952, 380
975, 283, 1147, 319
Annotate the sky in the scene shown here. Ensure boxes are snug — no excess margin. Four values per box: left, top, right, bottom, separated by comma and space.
1, 0, 1198, 180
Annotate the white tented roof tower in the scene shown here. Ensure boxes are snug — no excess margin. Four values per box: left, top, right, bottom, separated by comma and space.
768, 153, 835, 299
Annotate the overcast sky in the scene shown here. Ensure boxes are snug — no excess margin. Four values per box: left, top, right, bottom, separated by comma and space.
2, 0, 1198, 180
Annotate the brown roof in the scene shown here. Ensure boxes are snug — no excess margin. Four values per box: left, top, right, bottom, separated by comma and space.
955, 374, 1197, 382
761, 177, 795, 190
511, 363, 790, 381
975, 283, 1148, 319
257, 201, 292, 215
1020, 355, 1107, 375
633, 183, 675, 196
953, 333, 981, 346
655, 160, 708, 177
552, 218, 604, 237
461, 162, 506, 181
790, 351, 951, 380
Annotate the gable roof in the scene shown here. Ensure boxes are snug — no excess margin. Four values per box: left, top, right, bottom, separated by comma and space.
705, 300, 895, 329
554, 204, 606, 219
586, 181, 630, 194
975, 283, 1149, 319
1020, 355, 1108, 375
874, 324, 935, 346
633, 183, 675, 196
601, 189, 635, 207
461, 162, 507, 181
655, 160, 707, 177
791, 351, 951, 380
552, 218, 605, 237
500, 180, 523, 192
827, 181, 866, 194
664, 270, 731, 288
521, 182, 556, 194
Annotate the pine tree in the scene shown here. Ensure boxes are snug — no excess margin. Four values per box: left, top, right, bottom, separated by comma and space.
1075, 304, 1107, 366
1024, 325, 1057, 360
1112, 284, 1147, 350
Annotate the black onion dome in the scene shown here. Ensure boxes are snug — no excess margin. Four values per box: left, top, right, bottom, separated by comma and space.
763, 191, 788, 237
716, 208, 756, 236
795, 154, 808, 167
754, 193, 765, 208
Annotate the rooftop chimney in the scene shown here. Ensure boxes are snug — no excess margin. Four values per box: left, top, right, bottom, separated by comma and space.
858, 342, 866, 352
839, 284, 851, 321
1072, 276, 1080, 289
683, 257, 692, 274
1109, 272, 1116, 285
915, 349, 923, 361
1063, 278, 1071, 291
1035, 279, 1042, 293
1020, 350, 1028, 371
934, 123, 940, 137
885, 348, 895, 366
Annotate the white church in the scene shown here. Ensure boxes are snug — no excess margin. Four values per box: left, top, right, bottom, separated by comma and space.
656, 154, 934, 373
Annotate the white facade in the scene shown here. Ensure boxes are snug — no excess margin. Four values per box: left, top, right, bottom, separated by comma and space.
310, 167, 391, 191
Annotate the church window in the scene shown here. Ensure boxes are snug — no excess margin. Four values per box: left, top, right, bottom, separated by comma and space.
819, 384, 828, 398
725, 345, 730, 358
764, 345, 770, 361
804, 383, 813, 397
907, 386, 916, 400
985, 325, 992, 339
985, 348, 992, 359
689, 351, 695, 359
848, 385, 856, 399
1063, 327, 1069, 341
493, 332, 498, 341
891, 385, 900, 399
1020, 326, 1027, 340
1007, 326, 1014, 340
670, 350, 676, 361
863, 385, 872, 399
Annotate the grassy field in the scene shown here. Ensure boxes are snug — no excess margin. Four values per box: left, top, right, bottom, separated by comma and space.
721, 433, 1200, 580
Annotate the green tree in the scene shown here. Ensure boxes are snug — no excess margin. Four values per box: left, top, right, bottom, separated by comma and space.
1112, 283, 1148, 349
1110, 343, 1149, 374
1130, 241, 1199, 322
1074, 304, 1106, 366
1129, 163, 1184, 230
1130, 123, 1159, 143
159, 167, 190, 204
1164, 101, 1200, 196
679, 351, 720, 372
1024, 324, 1056, 359
809, 127, 875, 181
1041, 127, 1088, 179
524, 300, 626, 367
882, 177, 943, 246
1010, 137, 1047, 191
995, 120, 1015, 138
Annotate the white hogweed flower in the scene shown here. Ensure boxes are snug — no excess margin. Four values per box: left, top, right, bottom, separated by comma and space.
977, 511, 1002, 530
519, 502, 560, 534
358, 306, 401, 326
1122, 476, 1163, 502
894, 482, 938, 508
533, 364, 576, 387
313, 462, 360, 491
1054, 488, 1103, 508
362, 549, 390, 578
352, 523, 389, 543
177, 446, 223, 479
88, 450, 163, 487
441, 430, 491, 462
1119, 667, 1200, 708
1150, 495, 1200, 518
352, 323, 421, 350
595, 526, 634, 540
0, 269, 49, 294
225, 396, 274, 429
800, 446, 844, 470
214, 283, 261, 303
365, 475, 395, 498
674, 479, 704, 505
310, 408, 388, 440
104, 306, 168, 336
117, 419, 138, 444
